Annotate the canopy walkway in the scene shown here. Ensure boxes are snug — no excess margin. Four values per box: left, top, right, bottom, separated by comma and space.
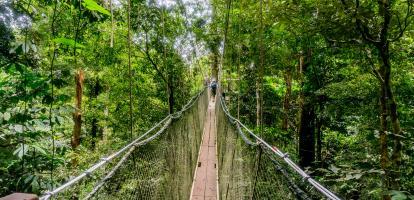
33, 88, 340, 200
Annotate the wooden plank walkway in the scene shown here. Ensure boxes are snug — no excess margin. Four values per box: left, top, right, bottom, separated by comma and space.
190, 99, 218, 200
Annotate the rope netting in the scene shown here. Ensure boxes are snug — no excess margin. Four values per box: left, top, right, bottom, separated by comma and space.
40, 89, 208, 200
216, 95, 341, 200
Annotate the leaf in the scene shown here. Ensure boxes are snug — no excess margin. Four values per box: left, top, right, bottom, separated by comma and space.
390, 190, 408, 200
353, 173, 362, 179
32, 144, 47, 155
55, 116, 64, 125
24, 174, 34, 184
3, 112, 11, 121
53, 38, 85, 49
82, 0, 111, 16
329, 164, 340, 174
367, 169, 384, 174
344, 174, 353, 181
31, 178, 40, 193
13, 143, 29, 159
14, 124, 24, 133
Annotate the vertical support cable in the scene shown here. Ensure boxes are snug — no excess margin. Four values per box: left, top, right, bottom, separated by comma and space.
127, 0, 133, 140
110, 0, 114, 48
224, 0, 232, 98
74, 0, 81, 68
49, 0, 58, 187
237, 0, 242, 119
22, 0, 33, 182
161, 1, 171, 114
127, 0, 138, 170
258, 0, 264, 135
222, 0, 232, 91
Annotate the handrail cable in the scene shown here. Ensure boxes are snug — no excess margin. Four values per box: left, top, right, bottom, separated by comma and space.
84, 118, 173, 199
40, 88, 205, 200
219, 95, 341, 200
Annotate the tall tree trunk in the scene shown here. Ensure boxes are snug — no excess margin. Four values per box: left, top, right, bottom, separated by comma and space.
298, 100, 315, 167
297, 50, 316, 167
316, 116, 322, 164
381, 45, 402, 177
316, 96, 325, 165
227, 70, 231, 97
71, 0, 82, 150
282, 67, 292, 130
296, 54, 304, 154
256, 76, 262, 127
91, 118, 98, 148
167, 82, 174, 114
389, 82, 402, 183
71, 69, 84, 149
378, 42, 401, 192
90, 79, 101, 149
256, 0, 264, 129
379, 79, 390, 192
212, 51, 219, 81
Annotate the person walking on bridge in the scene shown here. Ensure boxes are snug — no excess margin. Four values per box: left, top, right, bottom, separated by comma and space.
210, 79, 217, 101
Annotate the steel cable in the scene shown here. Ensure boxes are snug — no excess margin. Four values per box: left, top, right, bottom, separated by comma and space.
218, 95, 341, 200
40, 89, 206, 200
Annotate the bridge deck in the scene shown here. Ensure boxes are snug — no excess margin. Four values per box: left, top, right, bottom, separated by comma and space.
190, 98, 218, 200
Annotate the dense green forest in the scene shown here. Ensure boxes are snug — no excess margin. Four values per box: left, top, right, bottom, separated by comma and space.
1, 0, 414, 199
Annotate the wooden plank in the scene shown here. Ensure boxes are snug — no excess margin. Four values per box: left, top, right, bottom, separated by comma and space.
190, 100, 218, 200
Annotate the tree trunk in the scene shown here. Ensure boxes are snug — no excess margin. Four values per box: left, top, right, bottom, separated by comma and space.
298, 100, 315, 167
256, 0, 264, 129
71, 69, 84, 149
296, 54, 304, 154
381, 46, 402, 176
256, 76, 262, 127
90, 79, 101, 149
91, 118, 98, 149
379, 79, 391, 192
212, 51, 219, 81
282, 67, 292, 130
378, 42, 401, 192
297, 51, 315, 168
167, 82, 174, 114
316, 116, 322, 164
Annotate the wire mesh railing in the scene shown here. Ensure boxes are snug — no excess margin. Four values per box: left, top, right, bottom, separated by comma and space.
40, 89, 208, 200
216, 95, 341, 200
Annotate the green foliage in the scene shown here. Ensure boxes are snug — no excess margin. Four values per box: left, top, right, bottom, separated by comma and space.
389, 190, 414, 200
82, 0, 110, 16
53, 38, 86, 49
1, 0, 413, 198
207, 0, 414, 198
0, 0, 208, 197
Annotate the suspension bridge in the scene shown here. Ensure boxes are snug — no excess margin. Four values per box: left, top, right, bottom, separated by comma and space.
2, 88, 341, 200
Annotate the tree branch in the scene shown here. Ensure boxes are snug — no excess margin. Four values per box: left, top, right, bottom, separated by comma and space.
140, 30, 168, 84
325, 37, 363, 45
364, 48, 385, 83
353, 0, 380, 44
390, 1, 413, 42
